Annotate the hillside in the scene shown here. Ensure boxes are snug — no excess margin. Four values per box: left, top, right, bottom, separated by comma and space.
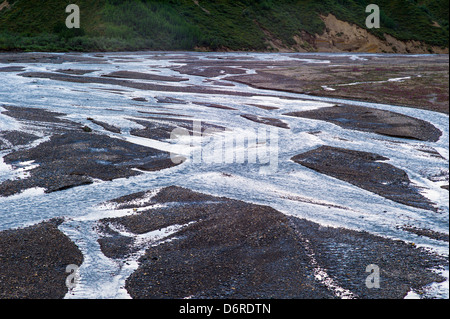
0, 0, 448, 52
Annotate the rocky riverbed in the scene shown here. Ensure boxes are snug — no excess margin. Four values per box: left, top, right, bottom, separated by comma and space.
96, 186, 446, 299
0, 52, 448, 299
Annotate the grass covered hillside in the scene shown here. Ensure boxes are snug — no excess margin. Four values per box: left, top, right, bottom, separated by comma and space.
0, 0, 448, 52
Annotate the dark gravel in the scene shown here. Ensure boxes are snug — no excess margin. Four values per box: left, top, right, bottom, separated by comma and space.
102, 71, 188, 82
241, 114, 290, 129
55, 69, 98, 75
87, 118, 121, 134
18, 71, 257, 97
0, 52, 107, 64
0, 131, 181, 196
173, 65, 247, 78
130, 118, 227, 142
401, 226, 449, 242
0, 219, 83, 299
0, 131, 39, 150
289, 217, 447, 299
285, 104, 442, 142
1, 105, 79, 130
97, 186, 446, 299
291, 145, 437, 211
0, 66, 25, 72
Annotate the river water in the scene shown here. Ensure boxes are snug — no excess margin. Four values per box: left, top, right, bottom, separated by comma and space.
0, 52, 448, 298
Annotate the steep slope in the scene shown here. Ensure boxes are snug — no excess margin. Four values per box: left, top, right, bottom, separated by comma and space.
0, 0, 448, 52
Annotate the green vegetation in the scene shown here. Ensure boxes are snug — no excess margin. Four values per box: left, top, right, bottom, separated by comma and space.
0, 0, 448, 52
325, 0, 449, 47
